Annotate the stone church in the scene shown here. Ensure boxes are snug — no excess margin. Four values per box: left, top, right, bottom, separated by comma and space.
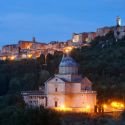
22, 54, 96, 112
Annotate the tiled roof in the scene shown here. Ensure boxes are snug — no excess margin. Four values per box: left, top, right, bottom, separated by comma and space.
59, 55, 78, 67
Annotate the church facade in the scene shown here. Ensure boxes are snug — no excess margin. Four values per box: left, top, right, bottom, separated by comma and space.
22, 55, 97, 112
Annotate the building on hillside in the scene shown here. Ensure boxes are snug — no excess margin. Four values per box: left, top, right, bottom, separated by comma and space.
72, 32, 97, 46
2, 44, 18, 54
18, 37, 47, 59
22, 54, 97, 112
97, 16, 125, 39
0, 38, 48, 60
114, 26, 125, 40
0, 44, 19, 60
0, 38, 70, 60
114, 16, 125, 39
72, 33, 83, 45
97, 27, 114, 37
87, 32, 97, 42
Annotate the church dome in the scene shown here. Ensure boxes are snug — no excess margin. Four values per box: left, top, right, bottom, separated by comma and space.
59, 55, 78, 75
59, 55, 78, 67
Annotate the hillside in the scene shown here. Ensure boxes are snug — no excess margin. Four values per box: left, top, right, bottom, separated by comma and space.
0, 32, 125, 125
71, 31, 125, 102
0, 32, 125, 103
0, 52, 62, 96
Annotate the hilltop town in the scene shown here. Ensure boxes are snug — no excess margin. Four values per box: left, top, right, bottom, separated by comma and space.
0, 16, 125, 61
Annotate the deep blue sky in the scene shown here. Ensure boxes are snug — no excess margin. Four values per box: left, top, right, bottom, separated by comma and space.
0, 0, 125, 46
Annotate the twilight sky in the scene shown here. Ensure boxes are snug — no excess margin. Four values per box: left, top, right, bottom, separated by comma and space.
0, 0, 125, 47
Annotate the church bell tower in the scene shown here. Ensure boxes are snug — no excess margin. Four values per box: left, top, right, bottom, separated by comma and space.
116, 16, 121, 27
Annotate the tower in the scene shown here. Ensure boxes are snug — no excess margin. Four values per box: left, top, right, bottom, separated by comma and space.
116, 16, 121, 27
32, 37, 36, 42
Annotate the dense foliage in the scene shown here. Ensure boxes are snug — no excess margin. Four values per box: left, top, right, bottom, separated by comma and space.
0, 51, 62, 96
0, 51, 62, 125
0, 106, 60, 125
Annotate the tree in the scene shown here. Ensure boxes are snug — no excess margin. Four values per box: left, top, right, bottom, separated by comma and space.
37, 70, 50, 86
0, 74, 8, 95
9, 78, 21, 94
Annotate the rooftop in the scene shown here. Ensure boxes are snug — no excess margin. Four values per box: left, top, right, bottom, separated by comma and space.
59, 55, 78, 67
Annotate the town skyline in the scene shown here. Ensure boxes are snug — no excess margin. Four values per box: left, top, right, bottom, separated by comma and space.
0, 0, 125, 46
0, 16, 124, 47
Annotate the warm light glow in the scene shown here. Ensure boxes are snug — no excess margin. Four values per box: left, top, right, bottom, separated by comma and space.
86, 105, 90, 109
64, 46, 74, 54
120, 104, 124, 108
27, 54, 32, 58
66, 47, 72, 50
53, 106, 94, 113
65, 49, 69, 53
10, 56, 15, 60
111, 101, 124, 109
53, 104, 72, 112
85, 105, 91, 112
54, 107, 72, 112
103, 104, 107, 109
60, 104, 65, 108
2, 57, 7, 61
